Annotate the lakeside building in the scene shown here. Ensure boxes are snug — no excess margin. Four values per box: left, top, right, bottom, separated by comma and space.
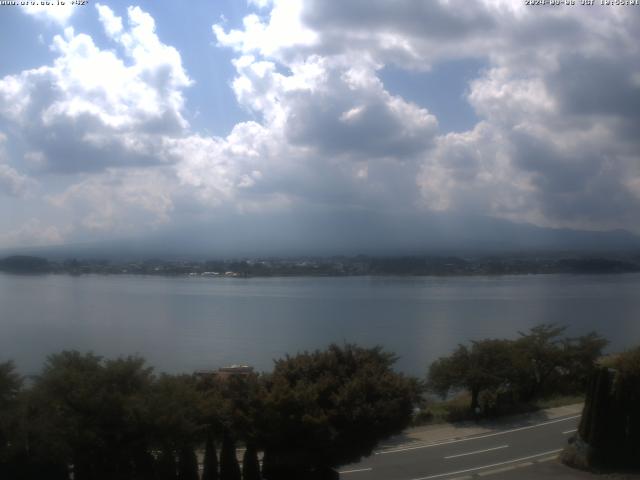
195, 364, 254, 380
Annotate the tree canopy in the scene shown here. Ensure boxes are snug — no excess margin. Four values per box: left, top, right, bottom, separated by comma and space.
0, 330, 610, 479
0, 344, 423, 479
429, 339, 515, 411
428, 324, 608, 413
260, 344, 421, 474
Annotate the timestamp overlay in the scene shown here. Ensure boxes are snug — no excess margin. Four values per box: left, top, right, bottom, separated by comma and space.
524, 0, 639, 6
0, 1, 89, 7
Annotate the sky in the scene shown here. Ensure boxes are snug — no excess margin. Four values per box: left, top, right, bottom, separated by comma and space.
0, 0, 639, 253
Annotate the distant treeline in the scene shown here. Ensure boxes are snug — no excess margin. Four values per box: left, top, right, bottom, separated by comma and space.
2, 254, 640, 276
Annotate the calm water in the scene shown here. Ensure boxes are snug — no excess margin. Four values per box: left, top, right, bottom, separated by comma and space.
2, 273, 640, 376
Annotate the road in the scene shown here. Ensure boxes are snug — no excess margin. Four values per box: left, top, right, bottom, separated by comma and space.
339, 414, 580, 480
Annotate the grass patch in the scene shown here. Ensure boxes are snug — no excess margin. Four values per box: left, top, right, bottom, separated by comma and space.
532, 394, 584, 410
412, 392, 474, 426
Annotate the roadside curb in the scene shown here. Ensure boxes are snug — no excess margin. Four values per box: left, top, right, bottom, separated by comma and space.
450, 453, 559, 480
376, 404, 584, 454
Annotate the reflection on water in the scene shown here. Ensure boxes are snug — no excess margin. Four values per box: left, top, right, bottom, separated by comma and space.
2, 273, 640, 376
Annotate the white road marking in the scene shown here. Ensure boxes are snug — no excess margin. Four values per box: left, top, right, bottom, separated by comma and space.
377, 415, 580, 455
410, 449, 563, 480
339, 467, 373, 474
562, 429, 577, 435
444, 445, 509, 459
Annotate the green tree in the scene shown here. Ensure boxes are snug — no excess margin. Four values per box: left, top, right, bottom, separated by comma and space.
145, 374, 204, 454
560, 332, 608, 393
202, 432, 219, 480
428, 339, 515, 412
0, 360, 21, 408
157, 449, 178, 480
428, 325, 609, 414
513, 324, 567, 400
219, 432, 241, 480
0, 361, 24, 478
260, 344, 420, 477
241, 444, 260, 480
27, 351, 155, 480
215, 373, 266, 454
514, 325, 608, 400
200, 370, 265, 480
177, 445, 199, 480
569, 347, 640, 470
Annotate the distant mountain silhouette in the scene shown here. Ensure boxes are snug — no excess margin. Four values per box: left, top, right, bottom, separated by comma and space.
2, 212, 639, 260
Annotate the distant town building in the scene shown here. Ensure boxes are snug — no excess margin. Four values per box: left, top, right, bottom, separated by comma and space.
216, 364, 254, 379
194, 364, 254, 381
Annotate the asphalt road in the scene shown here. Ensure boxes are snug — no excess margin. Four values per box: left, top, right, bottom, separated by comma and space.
339, 414, 580, 480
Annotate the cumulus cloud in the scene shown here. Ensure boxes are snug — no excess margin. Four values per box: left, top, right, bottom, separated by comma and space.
0, 219, 65, 249
2, 0, 640, 248
213, 0, 317, 61
0, 165, 33, 197
0, 133, 35, 197
182, 11, 444, 215
208, 0, 637, 234
445, 33, 640, 231
0, 4, 192, 173
21, 3, 75, 25
49, 168, 176, 233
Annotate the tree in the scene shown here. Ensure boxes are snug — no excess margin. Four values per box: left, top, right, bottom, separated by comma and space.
0, 361, 24, 478
27, 351, 155, 480
145, 374, 204, 456
178, 446, 199, 480
204, 369, 265, 480
561, 332, 608, 393
214, 373, 265, 449
260, 344, 420, 477
28, 351, 104, 479
513, 324, 568, 400
0, 361, 21, 407
428, 325, 609, 415
157, 449, 178, 480
241, 444, 260, 480
514, 325, 608, 400
428, 339, 515, 412
219, 432, 241, 480
566, 347, 640, 470
202, 432, 219, 480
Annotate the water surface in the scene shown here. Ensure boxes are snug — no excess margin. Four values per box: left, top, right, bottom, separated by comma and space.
2, 273, 639, 376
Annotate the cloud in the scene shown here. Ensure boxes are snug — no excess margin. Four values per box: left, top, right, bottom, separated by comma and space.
49, 168, 176, 233
210, 0, 639, 234
0, 4, 192, 173
0, 165, 33, 197
95, 3, 123, 37
213, 0, 317, 61
168, 51, 440, 217
0, 219, 65, 249
21, 3, 75, 25
2, 0, 640, 248
420, 42, 640, 231
0, 133, 35, 197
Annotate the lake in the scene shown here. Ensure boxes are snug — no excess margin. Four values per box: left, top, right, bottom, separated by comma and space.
2, 273, 640, 377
